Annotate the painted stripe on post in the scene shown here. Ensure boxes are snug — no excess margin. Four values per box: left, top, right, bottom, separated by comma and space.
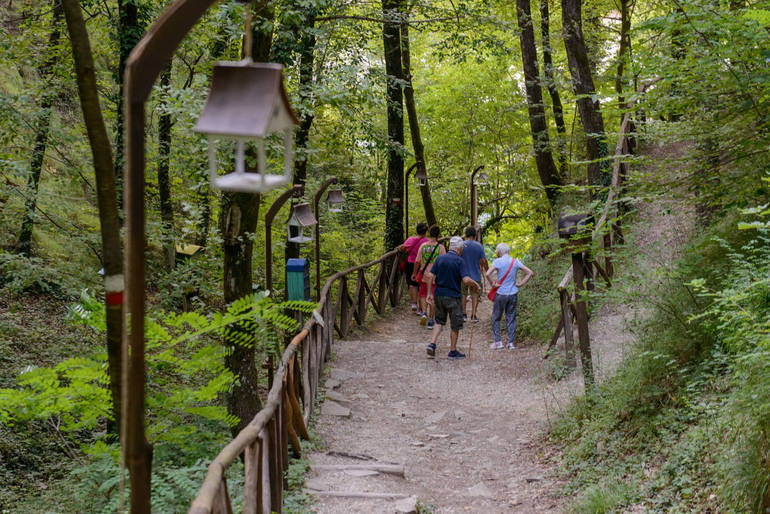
104, 274, 124, 305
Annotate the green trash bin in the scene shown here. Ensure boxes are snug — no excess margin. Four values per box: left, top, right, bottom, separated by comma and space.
286, 258, 310, 301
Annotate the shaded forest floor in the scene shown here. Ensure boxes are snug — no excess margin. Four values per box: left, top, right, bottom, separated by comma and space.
304, 143, 695, 513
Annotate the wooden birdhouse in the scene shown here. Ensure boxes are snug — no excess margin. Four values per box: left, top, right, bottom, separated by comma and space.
287, 203, 317, 244
194, 60, 299, 193
415, 168, 427, 186
327, 189, 344, 213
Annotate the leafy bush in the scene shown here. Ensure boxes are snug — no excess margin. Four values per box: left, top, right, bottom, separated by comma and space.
0, 290, 314, 509
0, 251, 77, 296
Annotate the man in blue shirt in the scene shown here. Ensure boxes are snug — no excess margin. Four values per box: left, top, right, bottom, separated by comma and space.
425, 236, 481, 359
460, 226, 488, 323
485, 242, 533, 350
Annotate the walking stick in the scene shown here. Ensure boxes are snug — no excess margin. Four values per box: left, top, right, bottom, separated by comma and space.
468, 313, 475, 358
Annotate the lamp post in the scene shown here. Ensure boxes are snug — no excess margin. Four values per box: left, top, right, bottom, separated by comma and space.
312, 177, 341, 300
403, 163, 417, 234
123, 2, 299, 508
265, 184, 304, 295
470, 165, 488, 241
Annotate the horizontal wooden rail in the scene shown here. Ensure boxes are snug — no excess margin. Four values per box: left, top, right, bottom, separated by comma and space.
189, 243, 418, 513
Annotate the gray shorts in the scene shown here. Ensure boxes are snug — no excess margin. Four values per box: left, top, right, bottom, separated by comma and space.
434, 295, 464, 331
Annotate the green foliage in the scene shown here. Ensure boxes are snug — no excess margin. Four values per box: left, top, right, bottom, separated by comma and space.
1, 290, 314, 445
554, 209, 770, 511
0, 251, 77, 296
0, 290, 315, 509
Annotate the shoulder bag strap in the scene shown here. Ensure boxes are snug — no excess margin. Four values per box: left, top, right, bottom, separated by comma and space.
497, 258, 516, 285
419, 244, 440, 274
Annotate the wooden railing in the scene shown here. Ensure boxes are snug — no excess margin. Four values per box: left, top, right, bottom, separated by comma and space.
189, 247, 409, 513
544, 112, 634, 389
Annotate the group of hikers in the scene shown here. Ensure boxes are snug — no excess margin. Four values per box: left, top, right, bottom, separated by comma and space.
399, 223, 533, 360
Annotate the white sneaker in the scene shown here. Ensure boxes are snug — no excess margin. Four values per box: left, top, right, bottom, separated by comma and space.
507, 343, 515, 350
490, 341, 504, 350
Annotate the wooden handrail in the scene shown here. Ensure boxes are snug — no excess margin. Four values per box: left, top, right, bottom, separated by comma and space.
189, 246, 410, 513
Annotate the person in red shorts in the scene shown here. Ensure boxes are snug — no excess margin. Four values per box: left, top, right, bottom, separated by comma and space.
399, 222, 428, 314
413, 225, 444, 328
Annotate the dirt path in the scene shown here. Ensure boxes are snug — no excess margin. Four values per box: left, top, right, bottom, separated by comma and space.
306, 298, 593, 513
305, 144, 694, 513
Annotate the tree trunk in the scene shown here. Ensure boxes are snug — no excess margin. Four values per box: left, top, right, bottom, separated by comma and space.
157, 65, 175, 271
516, 0, 561, 204
114, 0, 144, 214
382, 0, 405, 250
539, 0, 568, 176
400, 21, 437, 227
61, 0, 124, 440
561, 0, 609, 188
615, 0, 632, 110
220, 0, 274, 436
285, 6, 317, 261
195, 26, 230, 248
17, 0, 63, 256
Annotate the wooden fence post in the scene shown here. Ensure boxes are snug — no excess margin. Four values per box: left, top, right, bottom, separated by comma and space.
560, 289, 577, 369
571, 251, 594, 389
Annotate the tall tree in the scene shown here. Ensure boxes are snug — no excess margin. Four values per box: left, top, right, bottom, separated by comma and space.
516, 0, 561, 204
195, 27, 230, 247
114, 0, 145, 212
401, 18, 437, 226
157, 65, 175, 270
60, 0, 124, 435
219, 0, 275, 436
539, 0, 568, 175
278, 3, 319, 261
382, 0, 405, 250
17, 0, 63, 256
615, 0, 633, 110
561, 0, 609, 187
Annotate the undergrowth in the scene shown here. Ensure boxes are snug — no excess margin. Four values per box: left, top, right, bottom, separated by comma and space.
553, 207, 770, 512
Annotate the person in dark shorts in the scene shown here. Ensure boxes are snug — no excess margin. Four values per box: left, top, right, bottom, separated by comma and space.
460, 226, 488, 323
399, 222, 428, 314
424, 236, 481, 359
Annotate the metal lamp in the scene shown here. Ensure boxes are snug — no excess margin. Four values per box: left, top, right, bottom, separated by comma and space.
327, 188, 344, 213
414, 168, 427, 187
194, 61, 299, 193
287, 202, 317, 244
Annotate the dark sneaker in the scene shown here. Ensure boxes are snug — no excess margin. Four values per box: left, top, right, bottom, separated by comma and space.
427, 343, 436, 358
427, 319, 435, 328
463, 314, 467, 322
471, 316, 480, 323
447, 349, 466, 360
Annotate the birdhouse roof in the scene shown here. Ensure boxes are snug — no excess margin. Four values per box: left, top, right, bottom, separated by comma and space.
289, 203, 317, 227
195, 61, 299, 138
327, 189, 344, 204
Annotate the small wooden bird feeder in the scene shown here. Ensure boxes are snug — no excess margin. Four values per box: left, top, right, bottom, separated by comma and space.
194, 60, 299, 193
327, 188, 344, 212
415, 168, 428, 186
287, 202, 317, 244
